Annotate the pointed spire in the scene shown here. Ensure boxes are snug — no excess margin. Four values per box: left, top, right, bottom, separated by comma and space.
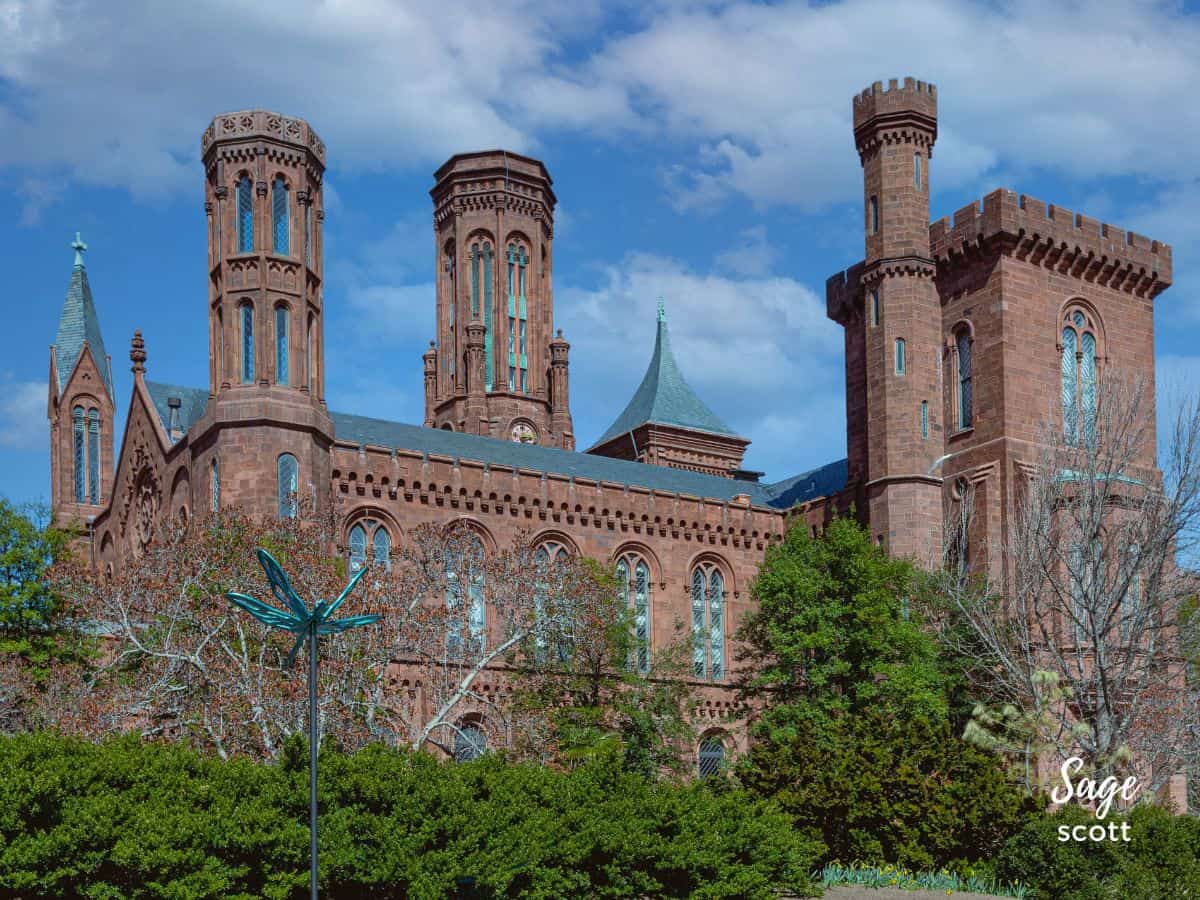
53, 233, 114, 400
590, 299, 736, 448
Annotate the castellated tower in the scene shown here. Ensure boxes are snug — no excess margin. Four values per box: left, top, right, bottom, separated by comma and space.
190, 110, 333, 515
829, 78, 944, 561
425, 151, 574, 449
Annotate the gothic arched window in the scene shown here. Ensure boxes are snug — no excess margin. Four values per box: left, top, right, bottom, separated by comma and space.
236, 175, 253, 253
210, 458, 219, 512
240, 303, 255, 383
275, 306, 289, 385
277, 453, 298, 519
72, 406, 85, 503
691, 562, 725, 679
446, 533, 486, 655
505, 242, 529, 393
1061, 307, 1099, 446
698, 736, 726, 778
348, 523, 368, 572
617, 552, 651, 675
86, 408, 100, 504
955, 329, 973, 429
272, 175, 289, 255
534, 541, 571, 660
470, 242, 481, 316
482, 242, 494, 391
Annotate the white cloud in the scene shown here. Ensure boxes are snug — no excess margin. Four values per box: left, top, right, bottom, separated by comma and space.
715, 225, 777, 277
0, 378, 45, 449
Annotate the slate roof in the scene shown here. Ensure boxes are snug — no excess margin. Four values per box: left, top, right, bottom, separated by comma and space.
142, 381, 845, 510
591, 308, 738, 448
54, 262, 114, 399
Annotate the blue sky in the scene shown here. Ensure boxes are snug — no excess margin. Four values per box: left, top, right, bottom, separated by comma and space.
3, 0, 1200, 508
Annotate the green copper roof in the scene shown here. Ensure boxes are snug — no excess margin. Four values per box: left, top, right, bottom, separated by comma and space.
53, 235, 114, 400
590, 304, 737, 449
141, 381, 844, 510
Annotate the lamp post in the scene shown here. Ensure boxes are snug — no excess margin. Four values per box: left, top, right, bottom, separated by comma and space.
227, 549, 381, 900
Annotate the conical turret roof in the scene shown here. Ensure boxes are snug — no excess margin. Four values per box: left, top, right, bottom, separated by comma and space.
53, 233, 114, 400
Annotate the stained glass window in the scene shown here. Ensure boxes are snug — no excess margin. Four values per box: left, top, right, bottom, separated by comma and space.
241, 304, 254, 383
277, 453, 298, 519
87, 409, 100, 504
237, 175, 253, 253
957, 331, 973, 429
72, 406, 85, 503
275, 306, 288, 385
272, 176, 289, 255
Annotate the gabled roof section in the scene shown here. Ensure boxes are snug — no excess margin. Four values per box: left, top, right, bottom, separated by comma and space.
138, 381, 845, 511
591, 303, 737, 449
53, 237, 114, 400
145, 382, 210, 438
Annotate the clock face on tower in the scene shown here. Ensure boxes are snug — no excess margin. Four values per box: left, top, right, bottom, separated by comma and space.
511, 422, 536, 444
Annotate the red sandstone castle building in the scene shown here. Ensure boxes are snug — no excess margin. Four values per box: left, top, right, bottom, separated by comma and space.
47, 79, 1171, 767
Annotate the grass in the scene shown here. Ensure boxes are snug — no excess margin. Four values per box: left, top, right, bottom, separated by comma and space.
817, 862, 1028, 898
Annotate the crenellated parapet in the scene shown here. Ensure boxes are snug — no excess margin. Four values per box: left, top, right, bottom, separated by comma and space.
825, 261, 865, 325
201, 109, 325, 177
852, 77, 937, 160
930, 189, 1172, 297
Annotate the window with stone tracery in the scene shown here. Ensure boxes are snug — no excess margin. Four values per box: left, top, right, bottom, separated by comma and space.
446, 533, 486, 655
691, 562, 725, 680
348, 518, 391, 573
534, 540, 571, 660
616, 552, 651, 674
1061, 306, 1099, 447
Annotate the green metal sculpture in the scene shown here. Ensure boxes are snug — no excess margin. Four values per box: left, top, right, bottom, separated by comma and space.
227, 549, 381, 900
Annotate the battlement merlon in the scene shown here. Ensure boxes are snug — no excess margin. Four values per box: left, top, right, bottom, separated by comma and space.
930, 188, 1173, 298
852, 78, 938, 149
201, 110, 326, 168
826, 261, 866, 326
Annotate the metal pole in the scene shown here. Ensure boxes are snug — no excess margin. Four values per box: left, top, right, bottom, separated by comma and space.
309, 620, 318, 900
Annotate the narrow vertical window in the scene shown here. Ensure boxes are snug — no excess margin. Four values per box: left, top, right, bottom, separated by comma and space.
470, 243, 480, 316
305, 316, 313, 392
1062, 326, 1078, 443
869, 195, 879, 234
691, 568, 706, 677
956, 331, 973, 429
272, 175, 289, 255
305, 203, 312, 265
920, 400, 929, 439
210, 458, 219, 512
894, 338, 906, 375
72, 406, 85, 503
914, 152, 923, 190
87, 409, 100, 503
1081, 331, 1097, 446
691, 564, 725, 679
870, 289, 880, 327
619, 554, 652, 675
275, 306, 289, 385
708, 570, 724, 679
240, 304, 255, 383
372, 526, 391, 571
1122, 543, 1141, 643
483, 243, 493, 391
277, 453, 298, 518
349, 524, 367, 573
237, 175, 253, 253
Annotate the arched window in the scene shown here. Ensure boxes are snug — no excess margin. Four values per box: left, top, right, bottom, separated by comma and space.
277, 453, 298, 519
617, 552, 651, 675
535, 541, 571, 660
470, 242, 481, 316
236, 175, 253, 253
240, 303, 255, 383
955, 329, 973, 429
1061, 308, 1099, 446
482, 242, 494, 391
894, 338, 906, 375
72, 406, 85, 503
348, 524, 368, 572
272, 175, 289, 255
87, 408, 100, 503
275, 306, 289, 385
691, 563, 725, 679
210, 458, 219, 512
446, 533, 486, 654
506, 242, 529, 394
373, 525, 391, 571
698, 737, 726, 778
453, 722, 487, 762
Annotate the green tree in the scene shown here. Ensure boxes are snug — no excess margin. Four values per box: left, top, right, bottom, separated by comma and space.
736, 517, 1038, 870
0, 499, 69, 639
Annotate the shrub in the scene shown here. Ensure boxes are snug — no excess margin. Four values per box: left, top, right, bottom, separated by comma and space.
994, 804, 1200, 899
0, 732, 821, 899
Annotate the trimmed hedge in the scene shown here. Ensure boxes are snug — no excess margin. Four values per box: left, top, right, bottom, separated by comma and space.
0, 732, 821, 899
994, 803, 1200, 899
